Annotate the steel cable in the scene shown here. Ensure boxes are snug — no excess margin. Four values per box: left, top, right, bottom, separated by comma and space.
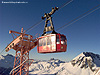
25, 0, 73, 33
57, 4, 100, 31
58, 0, 73, 10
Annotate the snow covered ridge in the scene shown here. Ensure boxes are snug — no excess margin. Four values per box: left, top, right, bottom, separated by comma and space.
29, 52, 100, 75
71, 52, 100, 73
0, 54, 14, 68
0, 54, 14, 75
29, 58, 67, 75
0, 52, 100, 75
29, 58, 65, 71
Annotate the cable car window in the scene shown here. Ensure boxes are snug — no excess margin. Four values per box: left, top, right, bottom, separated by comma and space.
43, 37, 46, 46
56, 35, 60, 44
51, 35, 56, 50
47, 37, 51, 45
61, 36, 66, 41
65, 40, 67, 45
51, 36, 55, 42
39, 38, 42, 46
61, 36, 66, 45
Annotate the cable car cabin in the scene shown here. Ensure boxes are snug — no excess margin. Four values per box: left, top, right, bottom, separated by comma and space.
37, 33, 67, 53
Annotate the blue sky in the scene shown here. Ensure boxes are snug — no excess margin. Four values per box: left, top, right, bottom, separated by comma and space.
0, 0, 100, 61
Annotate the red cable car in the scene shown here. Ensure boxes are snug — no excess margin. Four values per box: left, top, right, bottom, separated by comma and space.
37, 7, 67, 53
37, 33, 67, 53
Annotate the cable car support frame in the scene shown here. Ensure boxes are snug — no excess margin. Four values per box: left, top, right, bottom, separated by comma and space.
5, 28, 37, 75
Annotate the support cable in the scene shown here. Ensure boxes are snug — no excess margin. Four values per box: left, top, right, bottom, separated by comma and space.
57, 4, 100, 31
58, 0, 73, 10
25, 0, 73, 33
25, 20, 43, 33
0, 49, 5, 55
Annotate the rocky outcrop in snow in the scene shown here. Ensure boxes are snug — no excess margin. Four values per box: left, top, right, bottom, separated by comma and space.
71, 52, 100, 72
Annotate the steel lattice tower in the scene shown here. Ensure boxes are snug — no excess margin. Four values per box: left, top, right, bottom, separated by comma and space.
5, 28, 37, 75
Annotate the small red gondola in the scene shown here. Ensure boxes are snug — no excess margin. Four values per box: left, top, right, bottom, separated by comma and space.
37, 33, 67, 53
37, 7, 67, 53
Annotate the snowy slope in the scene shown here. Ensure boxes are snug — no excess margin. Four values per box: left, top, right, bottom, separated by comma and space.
29, 58, 65, 75
29, 60, 93, 75
29, 52, 100, 75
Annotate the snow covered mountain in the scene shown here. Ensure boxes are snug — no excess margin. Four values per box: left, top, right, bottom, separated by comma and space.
0, 52, 100, 75
0, 54, 14, 75
29, 58, 66, 75
71, 52, 100, 75
0, 54, 14, 68
29, 52, 100, 75
71, 52, 100, 72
